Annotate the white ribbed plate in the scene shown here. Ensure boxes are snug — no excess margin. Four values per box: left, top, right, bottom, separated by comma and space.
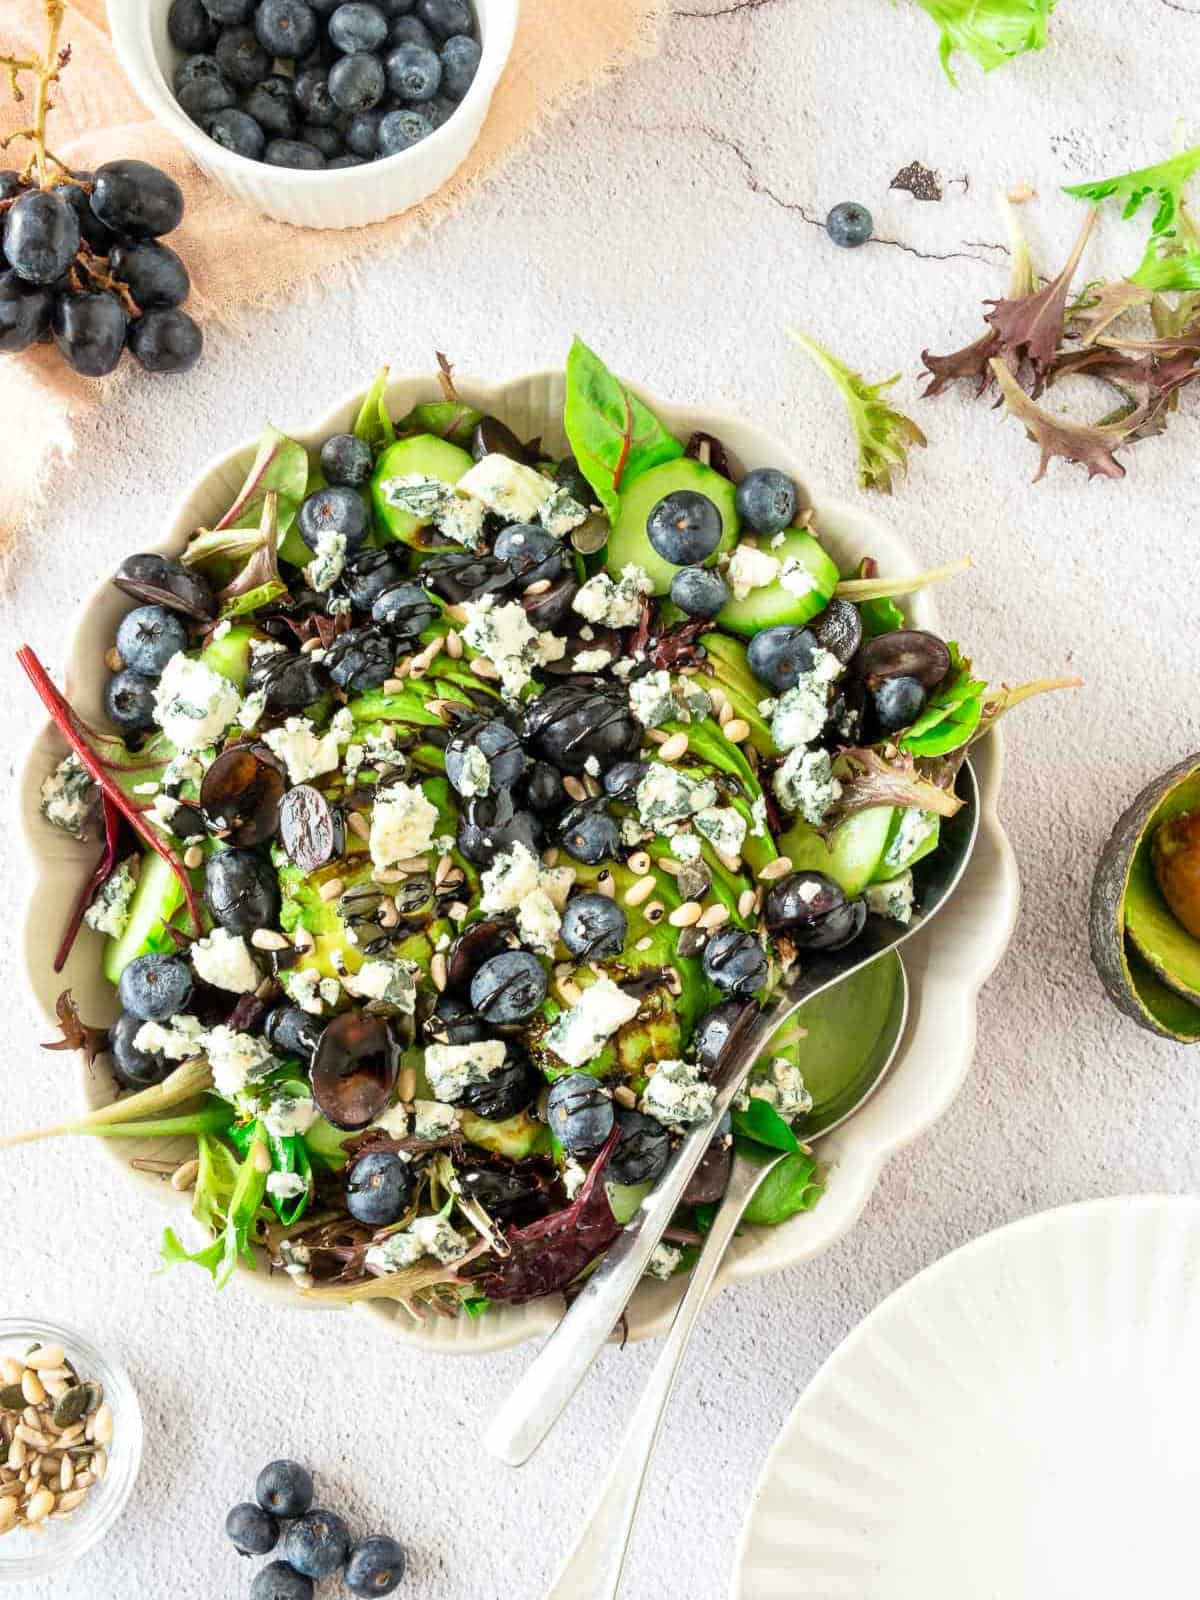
16, 368, 1018, 1354
735, 1195, 1200, 1599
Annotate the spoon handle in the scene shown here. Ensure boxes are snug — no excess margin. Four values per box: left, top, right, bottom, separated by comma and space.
543, 1146, 786, 1600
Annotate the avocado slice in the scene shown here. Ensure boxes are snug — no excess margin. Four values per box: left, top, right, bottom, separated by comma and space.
607, 458, 739, 596
699, 632, 775, 756
103, 849, 188, 983
459, 1108, 550, 1160
370, 434, 474, 547
717, 528, 840, 638
1091, 754, 1200, 1041
778, 808, 895, 897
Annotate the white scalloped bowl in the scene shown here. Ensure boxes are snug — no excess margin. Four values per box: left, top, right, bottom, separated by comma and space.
15, 369, 1019, 1353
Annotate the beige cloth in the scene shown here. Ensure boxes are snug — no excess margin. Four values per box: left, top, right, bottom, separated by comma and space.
0, 0, 668, 540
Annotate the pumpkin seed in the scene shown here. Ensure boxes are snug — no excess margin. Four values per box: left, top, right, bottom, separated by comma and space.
52, 1388, 88, 1429
0, 1386, 24, 1412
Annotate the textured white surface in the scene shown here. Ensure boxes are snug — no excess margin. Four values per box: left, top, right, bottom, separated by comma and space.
2, 0, 1200, 1595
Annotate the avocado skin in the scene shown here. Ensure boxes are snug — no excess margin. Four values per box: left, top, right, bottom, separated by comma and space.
1090, 753, 1200, 1041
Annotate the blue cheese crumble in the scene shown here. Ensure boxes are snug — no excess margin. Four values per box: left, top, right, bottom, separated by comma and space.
635, 763, 718, 833
628, 669, 677, 729
132, 1013, 206, 1061
84, 855, 138, 939
573, 565, 653, 629
201, 1025, 281, 1099
152, 652, 241, 752
262, 707, 354, 785
266, 1171, 309, 1202
751, 1057, 813, 1120
769, 649, 842, 752
773, 747, 842, 825
190, 927, 260, 994
285, 968, 342, 1016
413, 1099, 460, 1140
727, 545, 779, 601
305, 527, 347, 593
40, 752, 98, 838
645, 1242, 683, 1281
424, 1039, 507, 1102
640, 1057, 716, 1130
377, 474, 486, 550
461, 595, 566, 700
458, 453, 556, 525
864, 871, 915, 925
262, 1088, 318, 1138
540, 484, 590, 538
545, 978, 641, 1069
883, 809, 939, 872
342, 957, 419, 1012
369, 781, 439, 867
693, 805, 748, 860
779, 557, 817, 597
456, 745, 491, 798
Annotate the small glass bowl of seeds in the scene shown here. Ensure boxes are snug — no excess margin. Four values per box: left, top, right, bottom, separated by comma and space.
0, 1319, 142, 1582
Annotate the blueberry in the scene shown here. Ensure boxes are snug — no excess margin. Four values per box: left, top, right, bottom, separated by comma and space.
216, 23, 271, 85
460, 1049, 540, 1121
469, 949, 547, 1024
735, 468, 798, 535
341, 548, 409, 609
559, 802, 619, 866
493, 524, 565, 589
327, 153, 366, 167
247, 649, 327, 712
445, 718, 527, 797
440, 33, 479, 98
560, 893, 627, 960
522, 760, 566, 815
109, 1011, 171, 1089
3, 190, 79, 285
169, 0, 220, 51
227, 1501, 280, 1556
378, 0, 416, 12
243, 75, 300, 138
293, 66, 338, 124
0, 272, 52, 353
345, 1535, 407, 1597
826, 201, 873, 249
115, 605, 188, 677
204, 104, 266, 158
328, 52, 386, 111
321, 430, 374, 486
646, 490, 722, 567
344, 108, 383, 157
425, 94, 457, 127
429, 992, 488, 1047
602, 760, 646, 802
388, 13, 434, 46
872, 673, 926, 733
108, 240, 191, 310
103, 667, 156, 732
299, 485, 369, 552
325, 626, 394, 691
385, 41, 441, 99
250, 1562, 314, 1600
370, 579, 438, 638
202, 0, 254, 21
328, 1, 389, 52
669, 565, 728, 619
256, 1459, 314, 1519
345, 1150, 413, 1225
608, 1107, 671, 1185
300, 122, 345, 158
264, 1004, 324, 1062
118, 953, 194, 1022
255, 0, 319, 58
178, 62, 239, 120
377, 106, 433, 153
746, 624, 819, 693
416, 0, 471, 37
702, 928, 768, 996
90, 160, 185, 239
282, 1508, 351, 1580
205, 848, 280, 933
547, 1074, 614, 1157
128, 308, 203, 374
265, 137, 326, 168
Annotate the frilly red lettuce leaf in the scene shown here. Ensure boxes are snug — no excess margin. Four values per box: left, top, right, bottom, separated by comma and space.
990, 356, 1159, 479
985, 209, 1097, 389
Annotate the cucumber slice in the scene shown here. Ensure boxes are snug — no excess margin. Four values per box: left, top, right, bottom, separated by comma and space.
102, 850, 186, 985
370, 434, 473, 546
198, 622, 256, 691
717, 528, 839, 637
606, 459, 739, 596
778, 807, 895, 897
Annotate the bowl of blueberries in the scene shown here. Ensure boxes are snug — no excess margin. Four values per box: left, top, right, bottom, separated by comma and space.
106, 0, 519, 228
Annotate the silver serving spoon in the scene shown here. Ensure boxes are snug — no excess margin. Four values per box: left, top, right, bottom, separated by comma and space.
543, 958, 910, 1600
485, 758, 980, 1470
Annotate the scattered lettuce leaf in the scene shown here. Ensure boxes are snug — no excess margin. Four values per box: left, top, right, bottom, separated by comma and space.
789, 330, 926, 494
1065, 146, 1200, 246
985, 209, 1097, 387
922, 197, 1038, 395
913, 0, 1057, 86
563, 336, 684, 524
990, 355, 1155, 479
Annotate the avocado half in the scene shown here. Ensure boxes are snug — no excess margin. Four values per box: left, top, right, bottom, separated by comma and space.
1090, 753, 1200, 1042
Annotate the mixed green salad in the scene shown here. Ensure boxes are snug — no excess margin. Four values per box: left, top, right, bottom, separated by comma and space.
18, 340, 1072, 1319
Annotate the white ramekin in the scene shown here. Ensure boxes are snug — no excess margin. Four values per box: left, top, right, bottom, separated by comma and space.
105, 0, 519, 228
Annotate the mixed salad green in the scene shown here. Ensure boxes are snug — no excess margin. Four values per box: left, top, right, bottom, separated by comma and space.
18, 339, 1072, 1319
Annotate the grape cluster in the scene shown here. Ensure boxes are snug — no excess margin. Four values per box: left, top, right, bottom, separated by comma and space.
168, 0, 481, 170
0, 160, 202, 376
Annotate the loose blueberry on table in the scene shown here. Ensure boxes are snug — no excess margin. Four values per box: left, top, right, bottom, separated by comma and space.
20, 339, 1073, 1321
167, 0, 484, 170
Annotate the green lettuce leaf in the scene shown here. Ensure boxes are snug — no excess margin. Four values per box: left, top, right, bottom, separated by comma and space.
353, 367, 396, 454
740, 1148, 822, 1226
161, 1123, 269, 1288
913, 0, 1057, 85
731, 1098, 801, 1154
898, 643, 987, 757
789, 330, 927, 494
563, 336, 684, 524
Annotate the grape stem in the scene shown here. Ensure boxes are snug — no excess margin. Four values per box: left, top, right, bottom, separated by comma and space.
0, 0, 68, 189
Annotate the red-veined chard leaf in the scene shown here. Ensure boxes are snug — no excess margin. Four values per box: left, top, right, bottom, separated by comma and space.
216, 492, 288, 618
563, 337, 684, 524
182, 426, 309, 575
